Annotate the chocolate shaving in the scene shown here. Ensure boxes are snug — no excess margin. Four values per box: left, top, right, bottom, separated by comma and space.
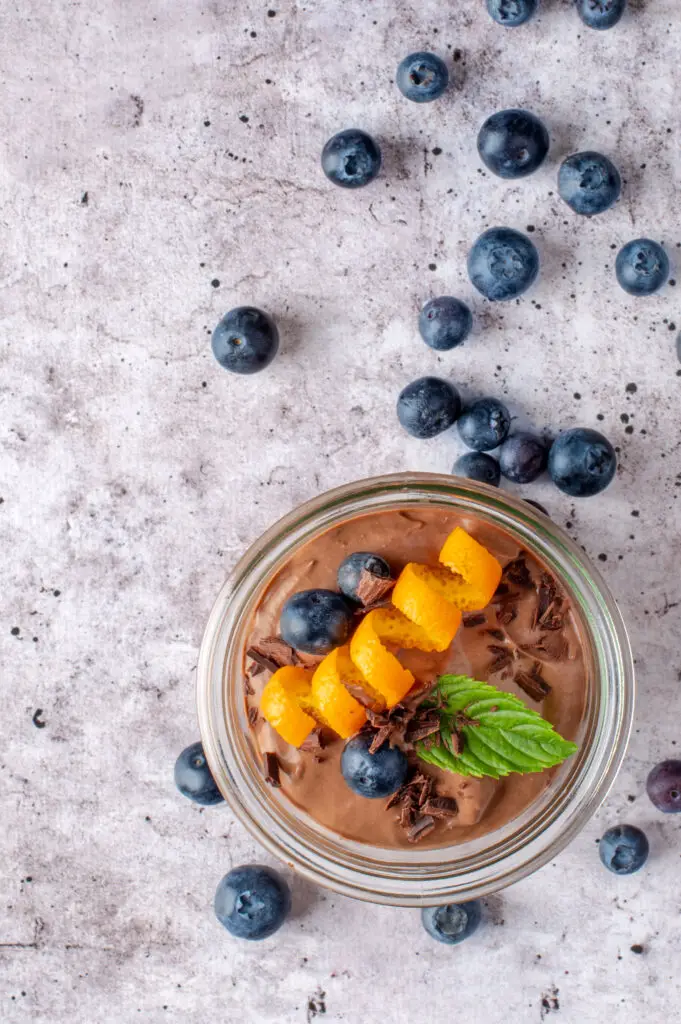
404, 709, 441, 744
400, 796, 416, 830
344, 682, 382, 710
515, 669, 551, 702
368, 725, 395, 754
385, 789, 404, 810
442, 728, 464, 756
407, 815, 436, 843
247, 706, 259, 727
463, 612, 487, 628
485, 628, 506, 642
249, 636, 298, 669
494, 582, 511, 599
497, 606, 517, 627
300, 730, 323, 752
423, 796, 459, 819
417, 774, 434, 807
503, 555, 533, 589
248, 662, 264, 678
355, 569, 396, 607
244, 677, 255, 696
246, 649, 281, 675
263, 751, 281, 787
488, 651, 514, 673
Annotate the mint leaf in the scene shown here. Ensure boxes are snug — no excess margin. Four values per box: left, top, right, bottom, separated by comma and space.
417, 674, 578, 779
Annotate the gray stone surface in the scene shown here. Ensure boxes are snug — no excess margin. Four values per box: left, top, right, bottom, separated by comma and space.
2, 1, 680, 1021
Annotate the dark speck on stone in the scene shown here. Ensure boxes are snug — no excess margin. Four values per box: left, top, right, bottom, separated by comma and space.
53, 589, 61, 597
268, 8, 276, 15
211, 279, 220, 288
453, 49, 462, 61
598, 553, 607, 562
432, 147, 442, 155
11, 626, 20, 635
574, 392, 581, 400
428, 263, 437, 271
625, 383, 637, 394
81, 191, 89, 205
203, 119, 211, 126
527, 225, 535, 232
625, 425, 634, 435
239, 114, 249, 123
32, 709, 46, 729
631, 510, 640, 517
631, 944, 644, 955
597, 413, 604, 420
628, 794, 636, 802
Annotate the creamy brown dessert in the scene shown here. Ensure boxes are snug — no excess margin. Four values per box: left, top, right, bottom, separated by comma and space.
243, 508, 588, 849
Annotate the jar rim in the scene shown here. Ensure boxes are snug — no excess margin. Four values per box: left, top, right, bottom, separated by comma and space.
197, 473, 634, 906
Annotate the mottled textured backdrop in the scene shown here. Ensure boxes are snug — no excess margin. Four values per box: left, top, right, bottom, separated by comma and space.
1, 1, 680, 1021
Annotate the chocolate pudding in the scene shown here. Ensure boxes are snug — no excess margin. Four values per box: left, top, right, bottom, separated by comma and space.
243, 508, 588, 850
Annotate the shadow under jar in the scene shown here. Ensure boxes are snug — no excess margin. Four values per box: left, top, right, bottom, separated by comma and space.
197, 473, 634, 906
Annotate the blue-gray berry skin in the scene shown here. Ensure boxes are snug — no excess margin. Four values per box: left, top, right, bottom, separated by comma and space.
453, 452, 501, 487
599, 825, 649, 875
280, 589, 353, 655
174, 742, 224, 806
211, 307, 279, 375
646, 760, 681, 813
337, 552, 392, 603
457, 398, 511, 451
340, 734, 408, 798
548, 428, 616, 497
419, 297, 472, 351
397, 377, 462, 439
477, 109, 549, 179
396, 52, 449, 103
214, 865, 291, 940
616, 239, 669, 296
487, 0, 538, 26
422, 901, 482, 945
467, 228, 539, 302
499, 433, 547, 483
558, 152, 621, 216
321, 129, 381, 188
575, 0, 626, 30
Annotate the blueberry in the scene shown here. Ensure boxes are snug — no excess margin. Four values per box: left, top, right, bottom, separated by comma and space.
397, 377, 461, 439
599, 825, 649, 875
499, 433, 547, 484
396, 52, 449, 103
575, 0, 626, 30
453, 452, 501, 487
467, 227, 539, 302
338, 552, 392, 603
457, 398, 511, 451
340, 734, 408, 799
477, 109, 549, 179
548, 428, 617, 497
214, 865, 291, 940
211, 307, 279, 375
419, 297, 473, 351
421, 901, 482, 945
174, 741, 224, 806
321, 129, 381, 188
559, 151, 621, 216
280, 589, 353, 655
646, 760, 681, 813
616, 239, 669, 296
486, 0, 538, 26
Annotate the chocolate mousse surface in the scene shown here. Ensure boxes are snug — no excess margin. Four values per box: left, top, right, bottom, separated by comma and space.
243, 508, 588, 850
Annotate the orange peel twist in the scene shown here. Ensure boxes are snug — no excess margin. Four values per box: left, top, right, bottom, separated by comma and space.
259, 527, 502, 746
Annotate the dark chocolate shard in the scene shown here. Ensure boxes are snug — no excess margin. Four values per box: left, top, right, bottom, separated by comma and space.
399, 796, 416, 829
503, 555, 533, 589
344, 682, 382, 709
407, 815, 436, 843
497, 606, 517, 627
423, 796, 459, 819
485, 628, 506, 642
355, 569, 396, 607
368, 725, 394, 755
404, 709, 441, 744
244, 677, 255, 696
247, 706, 259, 727
515, 670, 551, 702
463, 612, 487, 628
250, 636, 298, 669
263, 751, 281, 787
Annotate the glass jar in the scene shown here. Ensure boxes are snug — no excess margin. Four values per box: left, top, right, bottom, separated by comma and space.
196, 473, 634, 907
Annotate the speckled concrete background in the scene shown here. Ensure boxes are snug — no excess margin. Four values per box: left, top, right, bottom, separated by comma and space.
2, 1, 680, 1021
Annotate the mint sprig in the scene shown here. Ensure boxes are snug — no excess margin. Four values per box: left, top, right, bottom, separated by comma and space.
416, 675, 578, 780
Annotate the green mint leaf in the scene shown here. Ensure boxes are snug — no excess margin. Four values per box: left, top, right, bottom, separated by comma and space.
417, 674, 578, 779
